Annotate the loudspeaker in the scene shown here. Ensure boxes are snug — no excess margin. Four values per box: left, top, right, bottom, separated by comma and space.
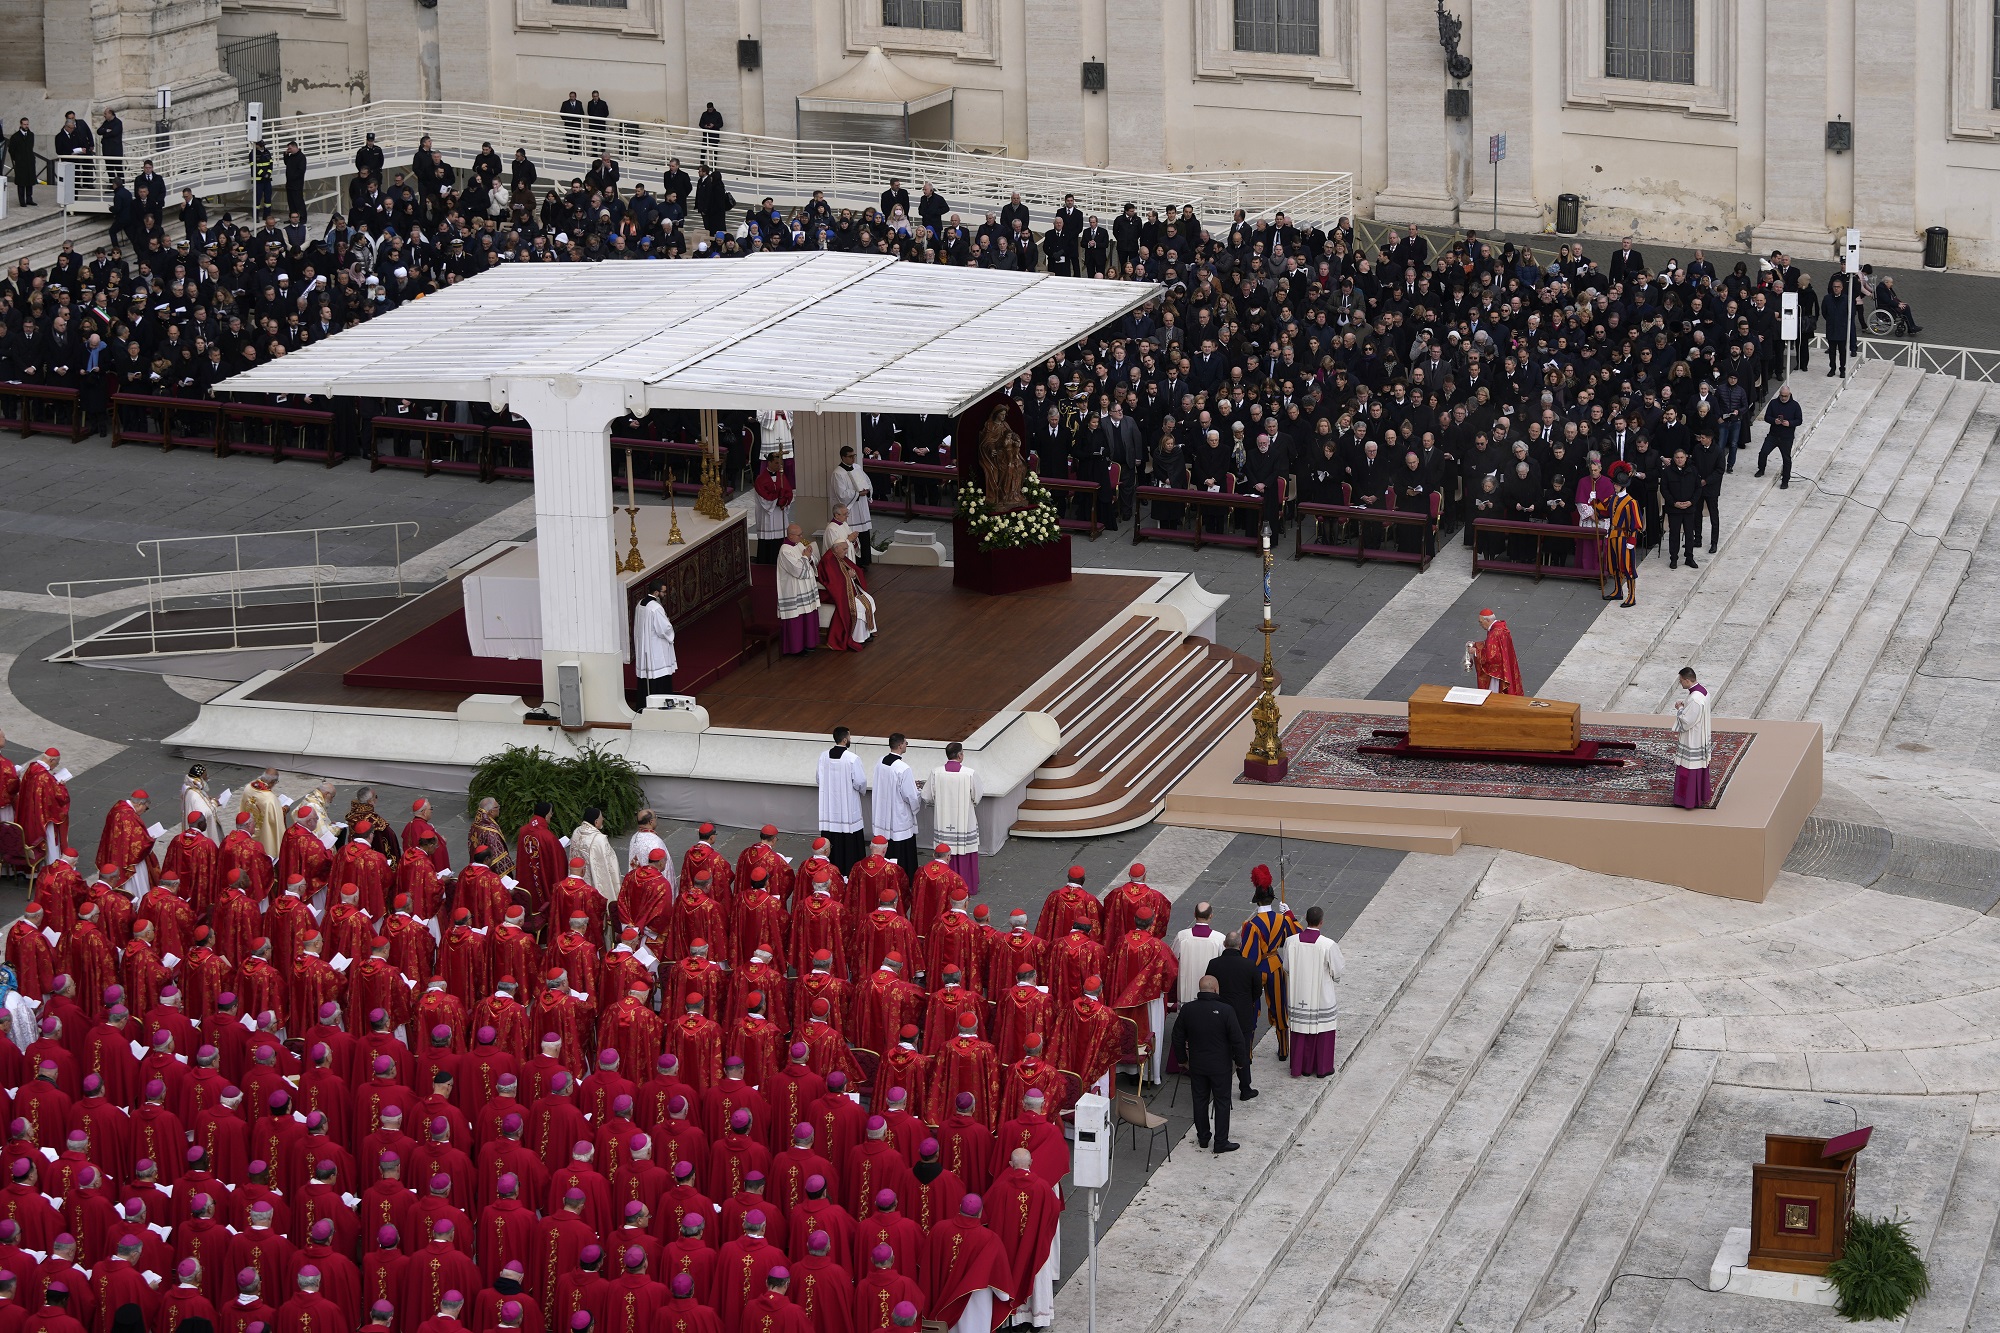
1081, 61, 1107, 92
1825, 120, 1852, 153
557, 661, 583, 727
1445, 88, 1471, 120
738, 39, 762, 71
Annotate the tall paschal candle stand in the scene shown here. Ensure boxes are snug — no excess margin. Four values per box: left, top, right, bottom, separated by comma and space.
1243, 525, 1289, 782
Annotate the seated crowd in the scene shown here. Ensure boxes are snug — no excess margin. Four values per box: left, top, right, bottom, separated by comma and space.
1, 125, 1831, 566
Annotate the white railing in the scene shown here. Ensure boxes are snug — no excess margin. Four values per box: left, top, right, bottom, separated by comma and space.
51, 99, 1353, 232
45, 568, 412, 659
44, 521, 423, 659
1851, 337, 2000, 384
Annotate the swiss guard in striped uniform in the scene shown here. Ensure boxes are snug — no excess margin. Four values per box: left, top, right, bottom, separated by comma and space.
1239, 864, 1300, 1061
1605, 462, 1644, 608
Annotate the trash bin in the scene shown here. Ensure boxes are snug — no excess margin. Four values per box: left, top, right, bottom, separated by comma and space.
1556, 193, 1581, 235
1924, 226, 1949, 271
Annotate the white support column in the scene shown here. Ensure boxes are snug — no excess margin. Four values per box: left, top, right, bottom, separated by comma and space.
508, 376, 635, 725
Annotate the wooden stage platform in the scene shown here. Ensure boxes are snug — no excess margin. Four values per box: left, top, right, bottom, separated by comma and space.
703, 565, 1153, 741
244, 562, 1157, 741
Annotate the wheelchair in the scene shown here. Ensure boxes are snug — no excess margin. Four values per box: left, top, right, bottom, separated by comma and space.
1866, 304, 1913, 338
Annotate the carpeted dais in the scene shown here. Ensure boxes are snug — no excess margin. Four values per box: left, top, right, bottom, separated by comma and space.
1242, 711, 1752, 808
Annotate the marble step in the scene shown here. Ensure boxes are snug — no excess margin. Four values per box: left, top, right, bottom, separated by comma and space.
1537, 368, 1858, 712
1839, 389, 2000, 753
1513, 1046, 1719, 1333
1906, 1132, 2000, 1333
1155, 900, 1530, 1333
1636, 367, 1931, 714
1072, 852, 1504, 1328
1329, 978, 1639, 1333
1762, 381, 1992, 724
1305, 952, 1603, 1333
1443, 1017, 1679, 1333
1733, 375, 1975, 720
1212, 921, 1566, 1333
1603, 365, 1895, 714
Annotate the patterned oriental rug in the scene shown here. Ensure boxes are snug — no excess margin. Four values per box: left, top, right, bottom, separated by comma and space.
1249, 711, 1753, 809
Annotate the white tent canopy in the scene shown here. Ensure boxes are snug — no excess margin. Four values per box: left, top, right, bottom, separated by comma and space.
796, 47, 954, 148
796, 46, 954, 118
220, 252, 1157, 415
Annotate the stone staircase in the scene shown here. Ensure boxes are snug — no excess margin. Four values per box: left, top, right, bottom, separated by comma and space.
0, 203, 109, 268
1586, 363, 2000, 756
1070, 851, 1727, 1333
1009, 611, 1259, 839
1071, 844, 2000, 1332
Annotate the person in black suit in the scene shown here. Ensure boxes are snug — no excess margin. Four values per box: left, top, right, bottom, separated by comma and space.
1608, 236, 1646, 284
1170, 975, 1250, 1154
1205, 932, 1262, 1098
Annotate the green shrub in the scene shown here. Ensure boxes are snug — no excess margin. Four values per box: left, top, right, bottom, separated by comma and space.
1825, 1212, 1931, 1322
466, 741, 646, 837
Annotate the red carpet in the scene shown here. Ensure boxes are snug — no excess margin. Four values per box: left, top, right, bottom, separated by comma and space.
345, 598, 756, 699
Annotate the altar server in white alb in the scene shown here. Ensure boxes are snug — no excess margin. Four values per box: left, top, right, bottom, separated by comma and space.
923, 741, 983, 894
831, 444, 875, 566
816, 725, 871, 873
871, 732, 923, 881
775, 524, 821, 656
1672, 665, 1713, 810
1281, 904, 1345, 1078
633, 580, 677, 699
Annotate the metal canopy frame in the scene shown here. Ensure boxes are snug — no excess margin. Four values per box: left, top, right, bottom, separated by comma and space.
221, 253, 1160, 417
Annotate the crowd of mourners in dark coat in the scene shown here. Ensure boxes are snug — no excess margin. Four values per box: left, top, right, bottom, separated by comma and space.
0, 118, 1855, 566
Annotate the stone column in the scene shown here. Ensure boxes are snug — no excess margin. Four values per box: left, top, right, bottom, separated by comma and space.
1104, 0, 1163, 171
1024, 0, 1083, 164
1373, 0, 1457, 225
509, 377, 633, 725
1469, 0, 1539, 230
1850, 0, 1922, 260
1754, 0, 1826, 246
89, 0, 238, 125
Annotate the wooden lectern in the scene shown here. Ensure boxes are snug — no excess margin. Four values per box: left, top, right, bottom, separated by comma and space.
1747, 1127, 1870, 1274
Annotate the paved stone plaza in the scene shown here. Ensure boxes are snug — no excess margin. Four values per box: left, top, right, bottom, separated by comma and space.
6, 351, 2000, 1326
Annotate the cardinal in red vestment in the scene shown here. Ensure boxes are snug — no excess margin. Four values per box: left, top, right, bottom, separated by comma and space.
666, 880, 730, 967
985, 1153, 1060, 1329
1034, 868, 1101, 945
7, 903, 56, 1000
221, 815, 275, 902
1054, 982, 1121, 1095
16, 751, 70, 863
925, 1015, 1000, 1133
1102, 864, 1172, 944
909, 848, 967, 945
1469, 607, 1525, 695
678, 827, 734, 910
95, 791, 160, 891
990, 970, 1054, 1067
278, 807, 333, 899
997, 1045, 1064, 1127
849, 959, 923, 1058
733, 828, 794, 907
161, 818, 223, 913
665, 995, 723, 1095
923, 1196, 1011, 1331
512, 809, 565, 916
617, 854, 674, 941
788, 882, 850, 985
846, 840, 907, 920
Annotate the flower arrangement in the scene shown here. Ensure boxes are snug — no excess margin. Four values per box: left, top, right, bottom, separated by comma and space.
956, 473, 1064, 551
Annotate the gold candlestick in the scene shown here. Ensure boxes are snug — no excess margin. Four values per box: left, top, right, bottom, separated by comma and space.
1244, 525, 1289, 782
694, 408, 729, 521
665, 489, 685, 545
618, 505, 647, 572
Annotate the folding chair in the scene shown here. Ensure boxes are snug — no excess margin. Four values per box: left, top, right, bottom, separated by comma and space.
1115, 1088, 1173, 1172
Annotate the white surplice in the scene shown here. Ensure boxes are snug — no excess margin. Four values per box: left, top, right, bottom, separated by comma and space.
633, 598, 677, 679
816, 746, 869, 834
1173, 925, 1228, 1004
923, 763, 983, 855
1280, 931, 1347, 1035
871, 755, 922, 842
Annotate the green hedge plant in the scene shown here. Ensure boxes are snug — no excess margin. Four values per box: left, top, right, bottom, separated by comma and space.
466, 741, 646, 837
1825, 1212, 1931, 1322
